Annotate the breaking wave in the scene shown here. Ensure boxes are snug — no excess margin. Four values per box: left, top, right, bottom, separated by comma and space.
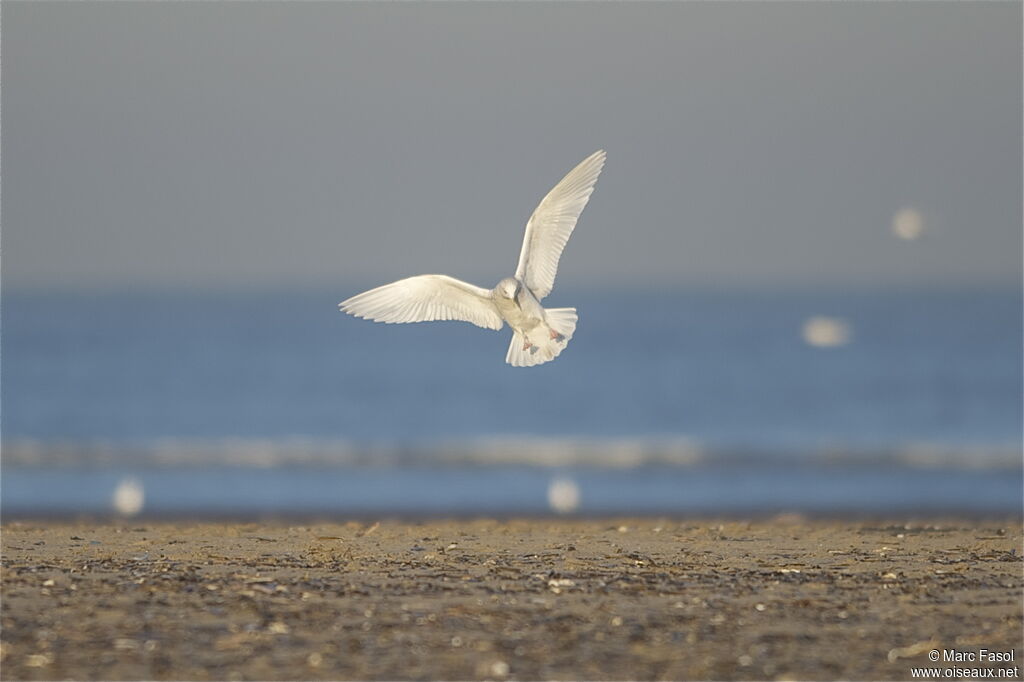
3, 436, 1020, 471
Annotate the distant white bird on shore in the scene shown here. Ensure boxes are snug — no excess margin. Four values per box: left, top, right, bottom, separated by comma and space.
339, 150, 606, 367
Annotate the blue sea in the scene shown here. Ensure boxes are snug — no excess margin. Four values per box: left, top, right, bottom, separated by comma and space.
2, 286, 1021, 517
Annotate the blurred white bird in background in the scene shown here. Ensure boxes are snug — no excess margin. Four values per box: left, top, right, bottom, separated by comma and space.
339, 150, 606, 367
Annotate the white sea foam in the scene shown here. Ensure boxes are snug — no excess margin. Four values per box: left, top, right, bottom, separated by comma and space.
547, 477, 581, 514
112, 477, 145, 516
2, 436, 1020, 471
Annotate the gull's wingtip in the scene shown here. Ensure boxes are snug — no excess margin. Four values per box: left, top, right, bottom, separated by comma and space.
583, 149, 607, 171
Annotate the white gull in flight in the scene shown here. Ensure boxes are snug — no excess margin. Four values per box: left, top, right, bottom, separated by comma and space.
339, 150, 606, 367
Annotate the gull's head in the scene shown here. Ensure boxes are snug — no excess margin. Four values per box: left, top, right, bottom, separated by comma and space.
496, 277, 520, 300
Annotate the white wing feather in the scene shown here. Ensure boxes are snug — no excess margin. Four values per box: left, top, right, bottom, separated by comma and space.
514, 150, 606, 300
339, 274, 504, 331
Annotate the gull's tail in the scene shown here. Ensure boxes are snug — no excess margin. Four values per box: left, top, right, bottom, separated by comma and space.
505, 307, 578, 367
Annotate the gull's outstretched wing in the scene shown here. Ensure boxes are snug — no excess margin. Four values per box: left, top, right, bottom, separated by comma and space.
339, 274, 504, 330
514, 150, 605, 300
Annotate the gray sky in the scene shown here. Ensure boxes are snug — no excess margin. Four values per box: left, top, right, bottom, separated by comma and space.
3, 1, 1020, 290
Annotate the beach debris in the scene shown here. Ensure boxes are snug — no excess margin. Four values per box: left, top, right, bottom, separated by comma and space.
357, 522, 380, 538
547, 578, 575, 593
755, 603, 766, 612
307, 652, 323, 667
887, 639, 939, 663
489, 660, 510, 678
266, 621, 290, 635
25, 653, 53, 667
627, 552, 654, 567
771, 512, 806, 525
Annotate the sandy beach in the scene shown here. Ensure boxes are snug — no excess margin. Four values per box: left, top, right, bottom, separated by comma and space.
1, 518, 1021, 681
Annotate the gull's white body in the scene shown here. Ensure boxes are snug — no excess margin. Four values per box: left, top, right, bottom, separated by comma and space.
339, 150, 606, 367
